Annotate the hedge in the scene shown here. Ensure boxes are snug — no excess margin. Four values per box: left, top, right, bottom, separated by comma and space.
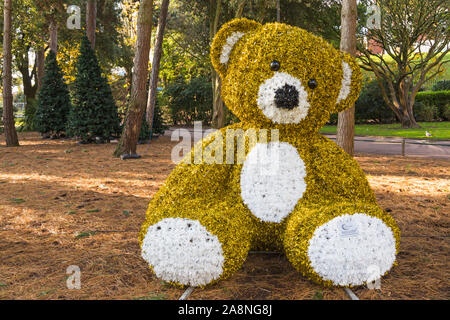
431, 80, 450, 92
415, 90, 450, 121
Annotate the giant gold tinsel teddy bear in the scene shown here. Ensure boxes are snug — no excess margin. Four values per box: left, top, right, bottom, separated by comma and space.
139, 19, 400, 287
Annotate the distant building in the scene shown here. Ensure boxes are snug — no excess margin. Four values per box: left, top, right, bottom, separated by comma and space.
367, 38, 384, 55
363, 33, 443, 55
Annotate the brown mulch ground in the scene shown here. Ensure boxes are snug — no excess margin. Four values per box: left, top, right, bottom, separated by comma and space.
0, 132, 448, 300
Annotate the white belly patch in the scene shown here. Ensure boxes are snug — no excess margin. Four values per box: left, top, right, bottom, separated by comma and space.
240, 142, 307, 223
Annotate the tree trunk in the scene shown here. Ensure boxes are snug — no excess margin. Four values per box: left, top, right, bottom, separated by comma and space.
114, 0, 153, 158
401, 82, 420, 128
86, 0, 97, 49
213, 76, 225, 128
2, 0, 19, 146
256, 0, 268, 23
406, 95, 421, 128
36, 46, 46, 92
49, 18, 58, 54
210, 0, 226, 129
16, 47, 38, 131
235, 0, 246, 18
276, 0, 280, 22
210, 1, 248, 129
336, 0, 357, 156
400, 105, 420, 128
378, 85, 419, 129
146, 0, 169, 134
18, 50, 38, 105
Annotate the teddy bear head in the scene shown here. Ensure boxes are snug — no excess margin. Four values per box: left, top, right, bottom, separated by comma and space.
211, 18, 362, 133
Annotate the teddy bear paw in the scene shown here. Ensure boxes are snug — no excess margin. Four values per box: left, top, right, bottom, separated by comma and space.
307, 213, 396, 286
141, 218, 225, 286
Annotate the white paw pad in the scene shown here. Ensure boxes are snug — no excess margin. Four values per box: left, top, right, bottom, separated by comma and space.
141, 218, 224, 286
307, 213, 396, 286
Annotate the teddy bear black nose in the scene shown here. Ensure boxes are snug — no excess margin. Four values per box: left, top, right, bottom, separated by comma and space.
274, 84, 299, 110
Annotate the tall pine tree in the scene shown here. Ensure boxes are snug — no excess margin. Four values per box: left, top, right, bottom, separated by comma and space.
34, 51, 71, 137
67, 35, 120, 143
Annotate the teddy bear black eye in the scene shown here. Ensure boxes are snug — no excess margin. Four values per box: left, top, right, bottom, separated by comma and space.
270, 60, 280, 71
308, 79, 317, 89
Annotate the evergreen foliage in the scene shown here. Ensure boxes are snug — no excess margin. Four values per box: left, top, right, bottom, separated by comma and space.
34, 51, 71, 136
67, 35, 120, 142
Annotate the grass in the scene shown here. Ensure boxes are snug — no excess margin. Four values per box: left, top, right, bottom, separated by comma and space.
312, 290, 324, 300
133, 293, 167, 300
37, 289, 57, 297
10, 198, 25, 204
320, 122, 450, 140
75, 231, 97, 239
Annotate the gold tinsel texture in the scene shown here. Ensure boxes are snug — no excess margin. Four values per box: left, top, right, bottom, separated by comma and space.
139, 18, 400, 288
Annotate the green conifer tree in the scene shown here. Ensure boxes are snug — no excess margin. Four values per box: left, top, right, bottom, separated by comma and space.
34, 51, 71, 137
66, 35, 120, 142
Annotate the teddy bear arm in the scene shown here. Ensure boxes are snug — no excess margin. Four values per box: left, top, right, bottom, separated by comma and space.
305, 137, 377, 204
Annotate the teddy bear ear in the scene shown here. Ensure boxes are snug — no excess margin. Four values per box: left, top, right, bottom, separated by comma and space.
331, 52, 362, 113
211, 18, 262, 78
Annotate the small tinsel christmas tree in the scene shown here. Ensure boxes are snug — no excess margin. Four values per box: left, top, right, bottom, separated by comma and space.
34, 51, 71, 137
66, 35, 120, 142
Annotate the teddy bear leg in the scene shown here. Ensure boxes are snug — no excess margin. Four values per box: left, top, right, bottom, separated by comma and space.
283, 203, 400, 286
140, 202, 255, 287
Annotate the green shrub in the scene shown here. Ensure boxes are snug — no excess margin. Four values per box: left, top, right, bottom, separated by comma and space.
163, 77, 212, 125
413, 100, 438, 122
327, 79, 396, 124
226, 108, 240, 126
152, 101, 167, 135
443, 103, 450, 120
355, 80, 397, 123
415, 90, 450, 121
327, 113, 338, 125
23, 98, 37, 131
139, 115, 151, 141
139, 102, 167, 141
431, 80, 450, 92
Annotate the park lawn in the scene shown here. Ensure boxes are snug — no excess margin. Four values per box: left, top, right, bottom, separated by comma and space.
320, 122, 450, 140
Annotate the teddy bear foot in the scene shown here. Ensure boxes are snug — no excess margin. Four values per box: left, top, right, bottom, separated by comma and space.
141, 217, 225, 287
307, 213, 396, 286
